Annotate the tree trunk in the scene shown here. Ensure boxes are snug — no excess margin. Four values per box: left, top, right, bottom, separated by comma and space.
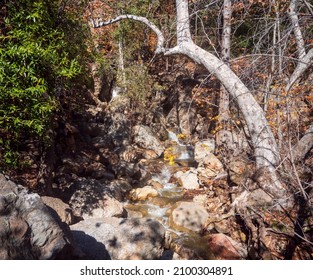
217, 0, 232, 147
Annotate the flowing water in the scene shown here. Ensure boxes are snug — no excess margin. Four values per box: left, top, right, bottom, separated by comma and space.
125, 164, 215, 259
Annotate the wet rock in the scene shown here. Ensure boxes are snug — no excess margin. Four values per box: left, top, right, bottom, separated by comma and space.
205, 233, 247, 260
177, 169, 199, 190
129, 186, 159, 201
169, 201, 209, 233
70, 217, 165, 260
133, 125, 164, 158
68, 179, 126, 219
194, 139, 216, 163
0, 174, 80, 259
148, 180, 164, 190
42, 196, 73, 225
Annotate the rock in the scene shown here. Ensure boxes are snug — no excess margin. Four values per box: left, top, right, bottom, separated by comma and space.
133, 125, 164, 158
129, 186, 159, 201
247, 189, 273, 207
197, 154, 223, 179
170, 236, 215, 260
112, 161, 151, 182
193, 194, 208, 207
177, 169, 199, 190
68, 179, 126, 219
0, 174, 80, 259
228, 160, 247, 185
70, 217, 165, 260
108, 112, 131, 147
42, 196, 73, 225
194, 139, 216, 163
202, 153, 223, 171
205, 233, 247, 260
148, 180, 164, 190
169, 201, 209, 233
106, 179, 133, 201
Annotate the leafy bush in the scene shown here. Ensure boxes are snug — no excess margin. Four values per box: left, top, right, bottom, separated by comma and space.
0, 0, 83, 168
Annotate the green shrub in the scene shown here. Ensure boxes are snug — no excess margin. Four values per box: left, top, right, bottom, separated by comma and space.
0, 0, 82, 168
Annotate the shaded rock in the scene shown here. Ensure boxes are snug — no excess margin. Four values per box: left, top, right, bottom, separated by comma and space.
108, 112, 131, 147
169, 201, 209, 233
205, 233, 247, 260
0, 174, 80, 259
194, 139, 215, 163
69, 179, 126, 219
247, 189, 273, 207
42, 196, 73, 225
70, 217, 165, 260
133, 125, 164, 158
177, 170, 199, 190
129, 186, 158, 201
112, 161, 151, 182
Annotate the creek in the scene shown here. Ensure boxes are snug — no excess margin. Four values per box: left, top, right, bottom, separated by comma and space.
124, 161, 215, 259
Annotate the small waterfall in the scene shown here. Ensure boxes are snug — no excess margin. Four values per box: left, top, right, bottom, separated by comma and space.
152, 166, 171, 185
167, 130, 181, 144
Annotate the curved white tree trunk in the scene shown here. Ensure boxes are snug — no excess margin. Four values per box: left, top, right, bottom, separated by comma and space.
92, 0, 285, 198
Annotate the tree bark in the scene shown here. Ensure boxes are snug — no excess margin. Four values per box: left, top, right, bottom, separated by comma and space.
217, 0, 232, 146
286, 0, 313, 92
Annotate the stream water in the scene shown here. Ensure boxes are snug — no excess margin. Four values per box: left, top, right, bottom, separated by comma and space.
124, 164, 215, 259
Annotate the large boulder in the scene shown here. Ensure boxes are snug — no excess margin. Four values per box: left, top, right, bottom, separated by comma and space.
71, 217, 165, 260
68, 179, 126, 220
133, 125, 164, 158
169, 201, 209, 233
0, 174, 80, 259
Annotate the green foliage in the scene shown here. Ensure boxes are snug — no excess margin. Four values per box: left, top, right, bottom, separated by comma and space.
0, 0, 83, 168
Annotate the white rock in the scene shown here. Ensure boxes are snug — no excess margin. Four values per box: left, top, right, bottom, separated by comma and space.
177, 170, 199, 190
194, 139, 216, 163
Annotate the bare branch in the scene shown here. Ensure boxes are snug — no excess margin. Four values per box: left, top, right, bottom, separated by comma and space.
286, 48, 313, 92
91, 15, 166, 54
293, 123, 313, 162
288, 0, 306, 59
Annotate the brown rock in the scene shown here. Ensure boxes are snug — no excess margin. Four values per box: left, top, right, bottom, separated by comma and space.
206, 233, 247, 260
42, 196, 73, 225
